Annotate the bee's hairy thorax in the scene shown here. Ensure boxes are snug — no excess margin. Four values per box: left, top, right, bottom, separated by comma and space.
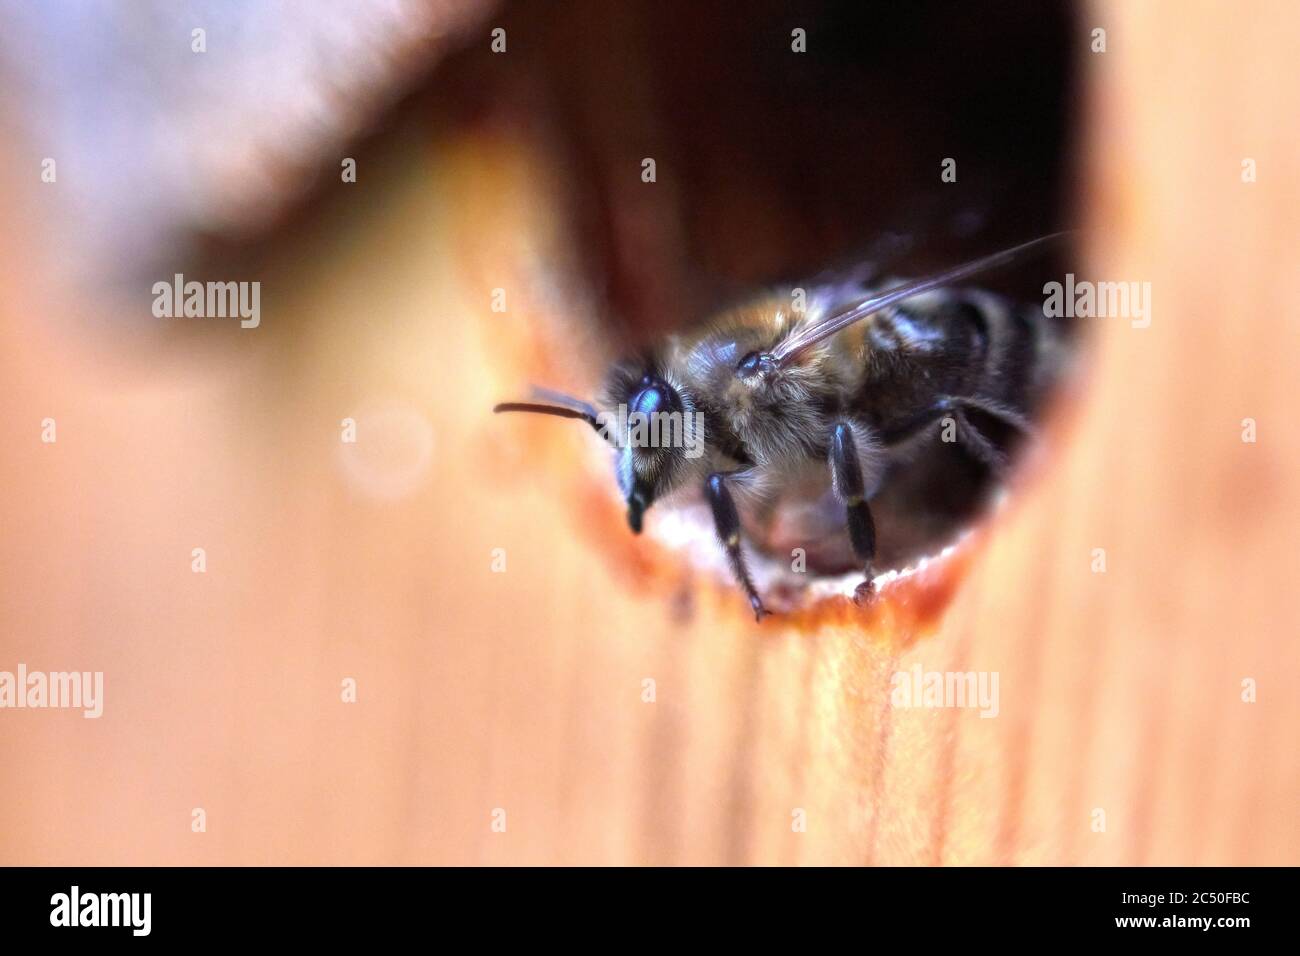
666, 285, 1050, 473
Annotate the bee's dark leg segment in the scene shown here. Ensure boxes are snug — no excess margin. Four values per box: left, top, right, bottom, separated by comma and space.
880, 396, 1033, 475
829, 422, 878, 599
951, 396, 1035, 474
705, 472, 769, 621
953, 408, 1007, 471
955, 395, 1034, 436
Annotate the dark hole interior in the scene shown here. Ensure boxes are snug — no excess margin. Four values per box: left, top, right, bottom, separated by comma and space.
448, 0, 1080, 347
428, 0, 1082, 580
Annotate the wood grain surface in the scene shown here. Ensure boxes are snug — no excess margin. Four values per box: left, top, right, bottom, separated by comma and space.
0, 0, 1296, 865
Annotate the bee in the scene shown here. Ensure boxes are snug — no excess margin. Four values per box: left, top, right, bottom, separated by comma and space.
495, 234, 1070, 620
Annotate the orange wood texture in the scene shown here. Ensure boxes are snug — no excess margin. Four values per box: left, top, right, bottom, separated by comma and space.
0, 0, 1296, 865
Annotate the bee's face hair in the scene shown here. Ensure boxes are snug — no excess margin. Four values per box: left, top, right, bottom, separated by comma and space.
603, 361, 695, 534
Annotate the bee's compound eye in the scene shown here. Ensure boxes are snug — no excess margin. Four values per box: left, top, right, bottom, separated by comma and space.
629, 377, 681, 418
631, 385, 665, 417
736, 350, 769, 378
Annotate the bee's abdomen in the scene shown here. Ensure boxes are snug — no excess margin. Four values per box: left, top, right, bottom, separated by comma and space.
960, 290, 1066, 411
857, 287, 1062, 430
953, 291, 1035, 402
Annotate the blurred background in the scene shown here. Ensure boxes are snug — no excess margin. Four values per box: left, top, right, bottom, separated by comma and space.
0, 0, 1296, 865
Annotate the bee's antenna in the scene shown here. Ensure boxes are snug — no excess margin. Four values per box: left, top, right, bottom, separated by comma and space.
493, 401, 597, 423
493, 387, 616, 445
773, 231, 1072, 368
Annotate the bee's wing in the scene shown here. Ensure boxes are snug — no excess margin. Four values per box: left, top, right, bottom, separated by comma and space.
772, 232, 1068, 368
801, 230, 917, 294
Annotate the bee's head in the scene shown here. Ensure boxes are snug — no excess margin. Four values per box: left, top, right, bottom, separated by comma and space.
494, 364, 702, 535
611, 372, 692, 534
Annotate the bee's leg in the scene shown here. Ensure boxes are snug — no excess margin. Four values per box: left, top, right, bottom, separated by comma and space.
705, 472, 770, 621
883, 396, 1033, 476
829, 422, 879, 603
950, 396, 1034, 474
952, 408, 1006, 471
